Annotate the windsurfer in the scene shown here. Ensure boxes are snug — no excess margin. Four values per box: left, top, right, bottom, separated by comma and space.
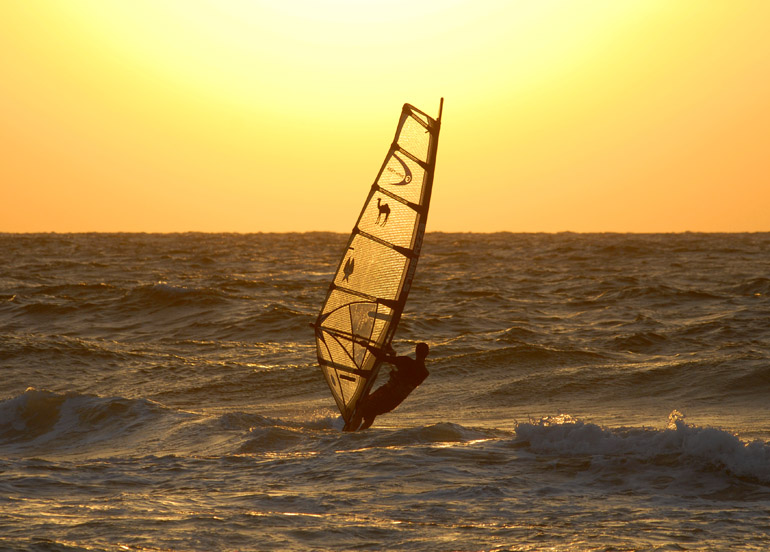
347, 343, 430, 431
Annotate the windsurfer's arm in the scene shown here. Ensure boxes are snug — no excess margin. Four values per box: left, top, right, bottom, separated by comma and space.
364, 343, 397, 361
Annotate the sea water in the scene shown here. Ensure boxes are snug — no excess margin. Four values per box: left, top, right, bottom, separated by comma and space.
1, 232, 769, 551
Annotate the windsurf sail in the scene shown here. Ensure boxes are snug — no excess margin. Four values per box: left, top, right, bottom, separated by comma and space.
314, 99, 443, 429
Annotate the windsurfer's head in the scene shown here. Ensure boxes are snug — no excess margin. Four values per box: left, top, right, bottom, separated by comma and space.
415, 342, 429, 360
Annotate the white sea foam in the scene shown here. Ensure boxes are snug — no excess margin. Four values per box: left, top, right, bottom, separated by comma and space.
515, 411, 770, 483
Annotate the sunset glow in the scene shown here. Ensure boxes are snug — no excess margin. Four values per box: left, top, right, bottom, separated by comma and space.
2, 1, 769, 232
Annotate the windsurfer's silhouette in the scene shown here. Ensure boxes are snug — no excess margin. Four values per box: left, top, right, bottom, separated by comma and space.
346, 342, 429, 431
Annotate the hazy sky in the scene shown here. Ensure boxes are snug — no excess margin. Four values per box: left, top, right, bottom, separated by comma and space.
2, 1, 769, 232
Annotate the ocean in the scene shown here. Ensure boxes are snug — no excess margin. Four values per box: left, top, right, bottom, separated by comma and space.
1, 232, 769, 551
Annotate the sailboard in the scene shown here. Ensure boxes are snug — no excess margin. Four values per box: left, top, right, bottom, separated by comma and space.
314, 99, 443, 430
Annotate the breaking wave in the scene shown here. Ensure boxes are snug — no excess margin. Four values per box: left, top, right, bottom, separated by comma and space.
514, 412, 770, 485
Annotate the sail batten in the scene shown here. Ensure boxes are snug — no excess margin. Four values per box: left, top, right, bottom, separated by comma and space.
355, 229, 418, 259
315, 100, 442, 425
324, 284, 379, 303
372, 184, 423, 211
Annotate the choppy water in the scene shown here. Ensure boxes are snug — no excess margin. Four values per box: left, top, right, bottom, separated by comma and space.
1, 232, 769, 551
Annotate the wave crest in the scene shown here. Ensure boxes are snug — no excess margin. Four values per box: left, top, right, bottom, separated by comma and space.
514, 411, 770, 484
0, 388, 173, 454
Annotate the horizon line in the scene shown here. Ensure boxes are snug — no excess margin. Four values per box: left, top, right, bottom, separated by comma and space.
2, 230, 769, 236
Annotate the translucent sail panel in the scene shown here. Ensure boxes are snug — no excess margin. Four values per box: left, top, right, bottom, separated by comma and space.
332, 235, 409, 300
398, 113, 432, 163
318, 331, 365, 413
375, 151, 427, 206
358, 190, 420, 250
319, 293, 394, 347
317, 297, 394, 416
408, 107, 431, 129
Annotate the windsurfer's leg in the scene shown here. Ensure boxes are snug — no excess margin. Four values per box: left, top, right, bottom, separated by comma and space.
345, 392, 377, 431
354, 387, 404, 430
358, 414, 376, 430
343, 412, 363, 432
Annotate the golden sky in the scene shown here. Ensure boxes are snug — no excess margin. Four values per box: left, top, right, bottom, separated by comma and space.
2, 1, 769, 232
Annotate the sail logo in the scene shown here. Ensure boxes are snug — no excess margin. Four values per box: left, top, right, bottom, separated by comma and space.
342, 256, 354, 281
376, 198, 390, 226
386, 152, 412, 185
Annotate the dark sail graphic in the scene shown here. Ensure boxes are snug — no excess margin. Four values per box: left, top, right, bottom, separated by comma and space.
313, 100, 443, 426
